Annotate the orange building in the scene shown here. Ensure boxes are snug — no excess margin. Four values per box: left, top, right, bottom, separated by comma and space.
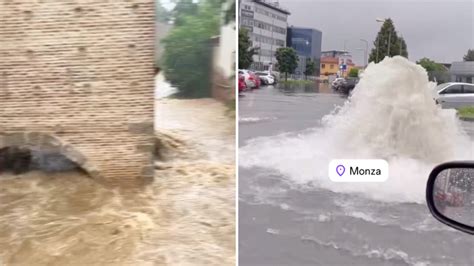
320, 56, 356, 78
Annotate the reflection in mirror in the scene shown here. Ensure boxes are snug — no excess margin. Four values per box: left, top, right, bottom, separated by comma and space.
433, 168, 474, 227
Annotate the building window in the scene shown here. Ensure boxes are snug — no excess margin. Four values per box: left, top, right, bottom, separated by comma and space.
322, 64, 326, 68
330, 64, 334, 69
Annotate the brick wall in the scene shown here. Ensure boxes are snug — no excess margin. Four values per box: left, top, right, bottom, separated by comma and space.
0, 0, 155, 185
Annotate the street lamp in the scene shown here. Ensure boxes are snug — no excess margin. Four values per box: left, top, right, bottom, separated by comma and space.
375, 18, 391, 61
359, 39, 368, 67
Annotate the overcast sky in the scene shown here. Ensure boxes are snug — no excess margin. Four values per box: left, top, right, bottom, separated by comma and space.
279, 0, 474, 66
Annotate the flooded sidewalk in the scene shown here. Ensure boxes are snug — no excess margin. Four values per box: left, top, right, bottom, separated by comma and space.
151, 98, 236, 264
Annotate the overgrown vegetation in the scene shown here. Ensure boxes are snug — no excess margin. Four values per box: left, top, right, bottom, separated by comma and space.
348, 68, 359, 78
416, 57, 449, 83
238, 28, 257, 69
162, 0, 231, 98
417, 58, 446, 72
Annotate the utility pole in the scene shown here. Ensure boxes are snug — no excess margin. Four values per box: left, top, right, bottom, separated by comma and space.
258, 26, 262, 70
270, 16, 274, 68
360, 39, 368, 67
376, 18, 386, 62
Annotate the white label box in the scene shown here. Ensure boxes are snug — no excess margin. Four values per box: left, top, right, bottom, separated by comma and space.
328, 159, 389, 182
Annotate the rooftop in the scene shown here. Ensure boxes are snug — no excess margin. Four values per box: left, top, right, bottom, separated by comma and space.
321, 56, 339, 64
450, 61, 474, 75
321, 56, 355, 65
253, 0, 291, 15
288, 26, 322, 33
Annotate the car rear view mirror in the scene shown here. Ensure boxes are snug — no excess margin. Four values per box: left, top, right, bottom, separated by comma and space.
426, 162, 474, 234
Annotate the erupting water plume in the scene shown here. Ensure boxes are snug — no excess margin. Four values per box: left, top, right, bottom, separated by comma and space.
240, 56, 473, 203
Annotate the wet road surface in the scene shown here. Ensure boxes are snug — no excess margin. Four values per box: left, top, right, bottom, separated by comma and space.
239, 85, 474, 266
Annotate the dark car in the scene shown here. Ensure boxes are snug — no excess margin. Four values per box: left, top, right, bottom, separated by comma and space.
339, 78, 359, 94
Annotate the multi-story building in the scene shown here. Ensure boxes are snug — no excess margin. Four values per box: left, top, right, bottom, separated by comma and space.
286, 26, 322, 76
239, 0, 290, 70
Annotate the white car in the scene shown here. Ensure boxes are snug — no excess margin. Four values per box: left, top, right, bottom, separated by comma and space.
254, 71, 275, 85
238, 69, 257, 88
434, 82, 474, 109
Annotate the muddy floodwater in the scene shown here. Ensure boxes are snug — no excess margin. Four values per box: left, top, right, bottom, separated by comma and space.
0, 99, 235, 265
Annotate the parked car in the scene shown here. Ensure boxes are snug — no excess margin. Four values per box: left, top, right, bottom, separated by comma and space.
238, 69, 259, 89
254, 71, 275, 85
433, 82, 474, 109
238, 74, 246, 92
338, 78, 359, 94
331, 78, 345, 91
250, 71, 261, 88
266, 71, 280, 83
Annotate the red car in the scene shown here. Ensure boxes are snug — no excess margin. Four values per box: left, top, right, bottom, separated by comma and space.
249, 71, 260, 89
238, 74, 246, 92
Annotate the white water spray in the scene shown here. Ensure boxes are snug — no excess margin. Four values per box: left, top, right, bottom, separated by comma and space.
240, 56, 473, 203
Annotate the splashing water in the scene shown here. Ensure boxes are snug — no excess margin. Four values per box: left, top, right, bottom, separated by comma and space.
240, 56, 473, 203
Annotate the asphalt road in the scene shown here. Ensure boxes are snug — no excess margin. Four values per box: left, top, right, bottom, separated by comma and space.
238, 85, 474, 266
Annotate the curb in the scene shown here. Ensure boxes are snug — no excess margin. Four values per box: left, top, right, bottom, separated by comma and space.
457, 116, 474, 122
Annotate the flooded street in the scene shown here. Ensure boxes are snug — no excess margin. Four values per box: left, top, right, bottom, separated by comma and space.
239, 58, 474, 265
0, 95, 235, 265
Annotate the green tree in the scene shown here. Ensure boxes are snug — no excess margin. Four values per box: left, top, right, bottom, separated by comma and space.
304, 58, 316, 79
398, 37, 408, 58
417, 57, 448, 82
173, 0, 199, 26
162, 0, 227, 98
155, 0, 172, 23
368, 18, 408, 63
239, 28, 257, 69
223, 0, 235, 24
275, 47, 298, 81
463, 49, 474, 61
416, 58, 445, 72
348, 68, 359, 78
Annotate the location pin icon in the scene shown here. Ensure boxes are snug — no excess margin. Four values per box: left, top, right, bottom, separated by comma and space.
336, 165, 345, 176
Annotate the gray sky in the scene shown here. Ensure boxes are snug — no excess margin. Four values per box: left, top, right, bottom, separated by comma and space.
279, 0, 474, 66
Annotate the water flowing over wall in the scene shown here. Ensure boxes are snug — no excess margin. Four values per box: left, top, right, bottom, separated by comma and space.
0, 0, 155, 185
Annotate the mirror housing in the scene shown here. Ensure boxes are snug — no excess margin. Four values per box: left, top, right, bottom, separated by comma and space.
426, 161, 474, 235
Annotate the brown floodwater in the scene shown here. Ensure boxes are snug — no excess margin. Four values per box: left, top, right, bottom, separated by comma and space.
0, 99, 235, 265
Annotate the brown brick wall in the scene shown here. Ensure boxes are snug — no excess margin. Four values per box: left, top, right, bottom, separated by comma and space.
0, 0, 155, 185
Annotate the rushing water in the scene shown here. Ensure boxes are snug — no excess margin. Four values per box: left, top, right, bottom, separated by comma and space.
0, 99, 235, 265
239, 57, 474, 265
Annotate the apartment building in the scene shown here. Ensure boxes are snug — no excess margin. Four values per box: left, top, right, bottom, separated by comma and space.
239, 0, 290, 70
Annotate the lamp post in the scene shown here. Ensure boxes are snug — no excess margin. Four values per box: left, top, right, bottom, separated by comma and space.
360, 39, 368, 67
270, 16, 275, 67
